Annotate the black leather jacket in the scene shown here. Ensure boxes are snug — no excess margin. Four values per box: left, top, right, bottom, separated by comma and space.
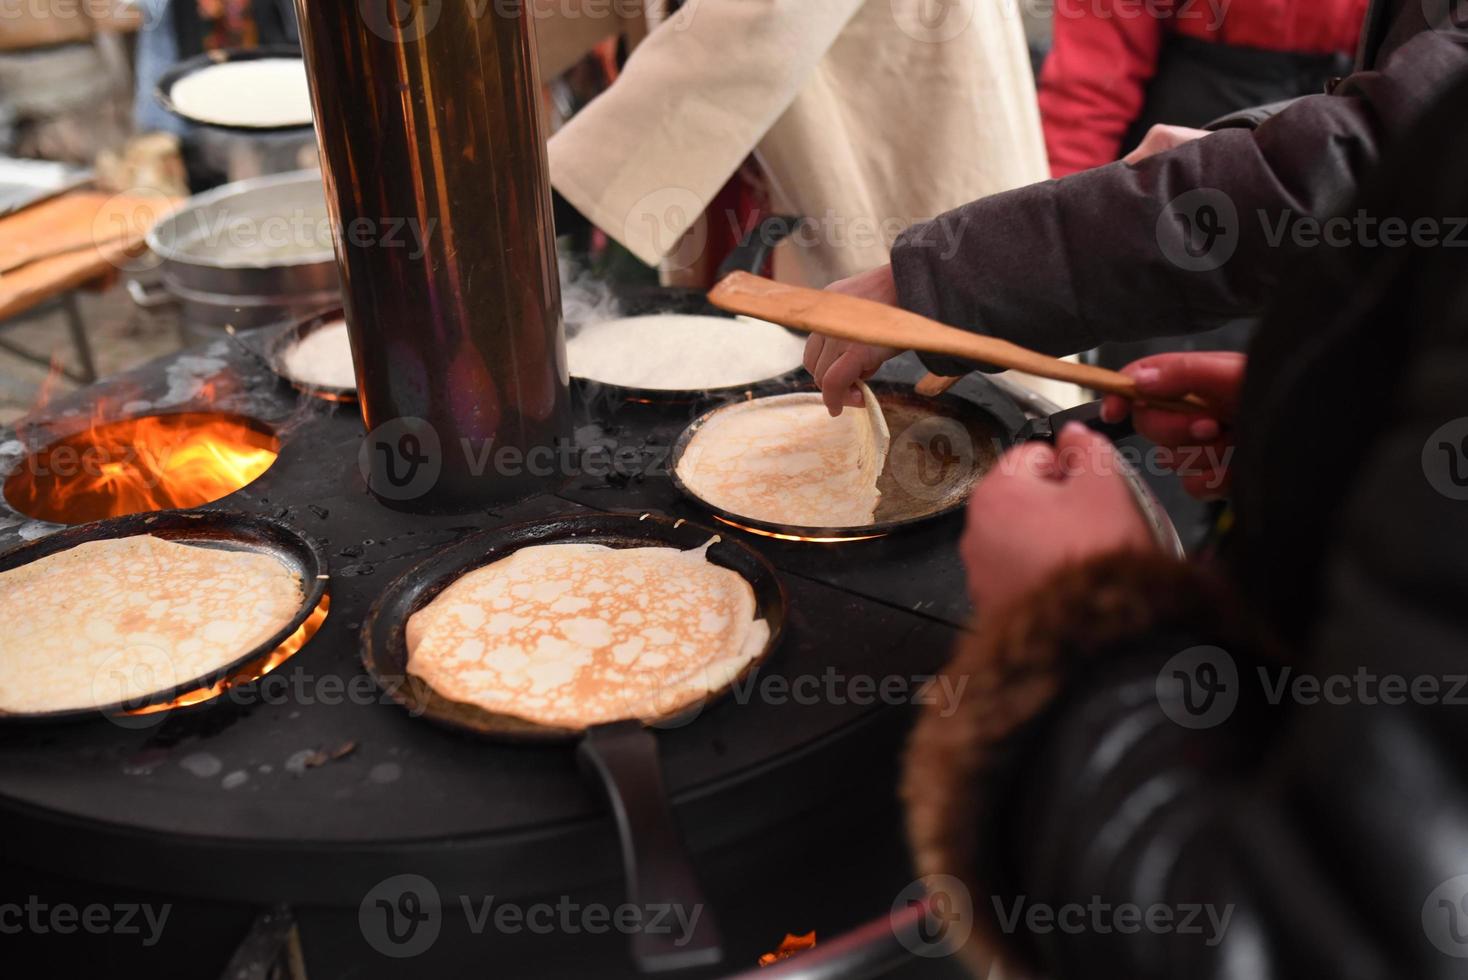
902, 66, 1468, 980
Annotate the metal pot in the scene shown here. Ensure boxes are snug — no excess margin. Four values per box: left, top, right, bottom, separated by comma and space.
135, 169, 339, 332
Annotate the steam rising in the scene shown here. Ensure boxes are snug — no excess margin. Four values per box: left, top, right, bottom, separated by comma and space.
559, 258, 623, 340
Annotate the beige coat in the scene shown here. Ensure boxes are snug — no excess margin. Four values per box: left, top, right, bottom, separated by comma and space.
548, 0, 1049, 287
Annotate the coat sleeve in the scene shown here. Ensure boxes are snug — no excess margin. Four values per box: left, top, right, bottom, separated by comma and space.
905, 347, 1468, 978
547, 0, 864, 268
1038, 3, 1164, 177
890, 27, 1468, 360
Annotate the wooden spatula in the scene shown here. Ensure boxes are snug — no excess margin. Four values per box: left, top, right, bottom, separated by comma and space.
709, 271, 1209, 415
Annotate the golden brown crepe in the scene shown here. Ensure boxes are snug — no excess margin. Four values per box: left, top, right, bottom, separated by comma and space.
0, 535, 304, 714
406, 539, 769, 729
675, 383, 891, 528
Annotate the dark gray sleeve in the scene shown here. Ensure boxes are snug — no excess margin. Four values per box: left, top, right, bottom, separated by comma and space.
891, 29, 1468, 364
1205, 97, 1304, 131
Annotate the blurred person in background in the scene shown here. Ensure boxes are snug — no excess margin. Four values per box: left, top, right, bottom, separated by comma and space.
1038, 0, 1367, 367
548, 0, 1048, 288
1040, 0, 1367, 178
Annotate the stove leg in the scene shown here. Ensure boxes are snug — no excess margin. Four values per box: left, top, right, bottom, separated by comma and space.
61, 292, 97, 385
219, 903, 307, 980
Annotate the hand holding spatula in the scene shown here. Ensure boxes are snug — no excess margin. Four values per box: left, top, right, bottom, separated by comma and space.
707, 271, 1210, 415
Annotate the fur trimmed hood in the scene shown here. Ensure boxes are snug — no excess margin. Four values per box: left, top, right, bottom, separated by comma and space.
901, 551, 1251, 976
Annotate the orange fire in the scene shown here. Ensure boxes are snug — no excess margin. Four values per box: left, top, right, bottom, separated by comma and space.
758, 932, 817, 967
125, 594, 331, 716
4, 412, 279, 525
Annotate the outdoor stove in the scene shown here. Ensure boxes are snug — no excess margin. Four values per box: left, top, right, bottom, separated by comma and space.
0, 334, 1014, 978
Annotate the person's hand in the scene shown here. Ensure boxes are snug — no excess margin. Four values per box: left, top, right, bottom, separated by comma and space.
1122, 125, 1211, 166
1099, 352, 1246, 500
804, 265, 902, 416
962, 423, 1157, 612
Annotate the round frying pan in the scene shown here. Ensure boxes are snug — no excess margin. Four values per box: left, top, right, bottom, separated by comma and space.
155, 46, 313, 134
361, 512, 788, 972
0, 509, 329, 723
567, 215, 808, 403
261, 306, 357, 403
669, 381, 1013, 540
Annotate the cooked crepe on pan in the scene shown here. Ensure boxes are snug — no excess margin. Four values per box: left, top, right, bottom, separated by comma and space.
169, 59, 313, 128
567, 314, 806, 390
406, 539, 769, 730
675, 384, 891, 528
0, 535, 304, 714
279, 318, 356, 391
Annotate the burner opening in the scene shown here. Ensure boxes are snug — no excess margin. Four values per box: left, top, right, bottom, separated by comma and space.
126, 593, 331, 716
4, 412, 280, 525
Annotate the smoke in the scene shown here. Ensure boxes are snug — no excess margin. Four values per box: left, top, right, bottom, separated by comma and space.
558, 258, 623, 340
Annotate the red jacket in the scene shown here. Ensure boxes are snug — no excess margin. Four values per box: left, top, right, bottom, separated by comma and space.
1039, 0, 1369, 176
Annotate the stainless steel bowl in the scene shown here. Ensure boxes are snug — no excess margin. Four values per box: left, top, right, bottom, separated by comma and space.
140, 169, 340, 331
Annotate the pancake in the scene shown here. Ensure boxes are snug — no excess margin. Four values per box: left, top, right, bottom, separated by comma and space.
567, 314, 806, 390
279, 318, 356, 391
406, 539, 769, 730
0, 535, 304, 714
675, 384, 891, 528
169, 59, 313, 129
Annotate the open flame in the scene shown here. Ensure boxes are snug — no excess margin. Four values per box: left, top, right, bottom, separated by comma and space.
4, 412, 279, 525
125, 594, 331, 715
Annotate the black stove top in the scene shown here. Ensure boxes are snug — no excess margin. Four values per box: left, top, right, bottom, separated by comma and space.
0, 340, 1018, 977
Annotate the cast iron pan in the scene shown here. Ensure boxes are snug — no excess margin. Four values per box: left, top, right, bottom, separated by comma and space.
155, 46, 313, 134
669, 381, 1013, 540
361, 512, 788, 972
257, 305, 357, 403
0, 509, 329, 723
569, 216, 808, 404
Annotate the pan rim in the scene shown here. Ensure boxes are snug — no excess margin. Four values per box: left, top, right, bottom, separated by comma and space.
668, 380, 1010, 539
154, 46, 315, 135
0, 509, 329, 723
261, 305, 359, 403
567, 310, 808, 403
361, 511, 788, 744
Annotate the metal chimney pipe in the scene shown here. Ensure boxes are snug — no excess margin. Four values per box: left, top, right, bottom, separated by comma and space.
294, 0, 569, 512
